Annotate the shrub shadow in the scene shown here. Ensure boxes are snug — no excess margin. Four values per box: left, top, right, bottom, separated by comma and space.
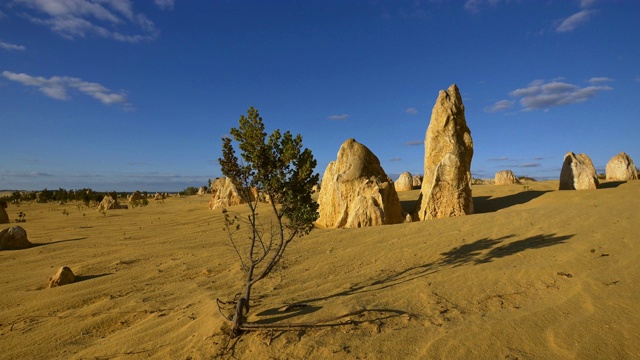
473, 190, 550, 213
297, 232, 573, 304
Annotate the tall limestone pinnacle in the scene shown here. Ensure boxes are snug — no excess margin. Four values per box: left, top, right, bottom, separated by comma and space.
415, 84, 474, 220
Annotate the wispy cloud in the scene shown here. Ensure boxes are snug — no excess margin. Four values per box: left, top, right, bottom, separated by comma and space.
484, 99, 514, 113
488, 157, 509, 161
405, 140, 422, 146
154, 0, 175, 11
327, 114, 349, 121
14, 0, 159, 42
405, 107, 418, 115
517, 163, 541, 168
388, 157, 402, 162
588, 77, 613, 84
556, 9, 597, 32
490, 79, 612, 112
464, 0, 504, 13
0, 40, 26, 51
2, 70, 131, 108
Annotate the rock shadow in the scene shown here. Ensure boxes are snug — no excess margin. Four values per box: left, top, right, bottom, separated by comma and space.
599, 181, 626, 189
75, 273, 112, 282
473, 190, 550, 213
31, 237, 88, 247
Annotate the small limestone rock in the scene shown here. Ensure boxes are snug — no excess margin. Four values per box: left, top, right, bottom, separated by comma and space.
606, 152, 638, 181
0, 226, 32, 250
495, 170, 520, 185
394, 172, 414, 192
559, 152, 599, 190
97, 192, 128, 211
48, 266, 75, 288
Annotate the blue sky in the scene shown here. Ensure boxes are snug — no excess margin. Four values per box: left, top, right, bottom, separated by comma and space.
1, 0, 639, 192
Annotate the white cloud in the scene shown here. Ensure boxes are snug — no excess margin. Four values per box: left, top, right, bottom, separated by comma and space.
484, 99, 514, 113
0, 40, 26, 51
2, 70, 130, 107
327, 114, 349, 120
405, 107, 418, 115
15, 0, 158, 42
506, 79, 612, 111
489, 79, 612, 112
588, 77, 613, 84
556, 9, 597, 32
154, 0, 175, 11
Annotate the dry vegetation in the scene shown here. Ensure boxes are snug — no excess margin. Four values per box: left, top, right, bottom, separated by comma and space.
1, 181, 639, 359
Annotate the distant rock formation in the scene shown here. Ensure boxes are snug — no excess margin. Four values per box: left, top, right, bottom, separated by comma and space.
495, 170, 520, 185
97, 192, 128, 211
559, 152, 599, 190
154, 192, 166, 201
0, 226, 31, 250
128, 190, 144, 203
209, 177, 251, 210
606, 152, 638, 181
315, 138, 406, 228
0, 201, 9, 224
48, 266, 75, 288
415, 84, 474, 220
394, 172, 414, 192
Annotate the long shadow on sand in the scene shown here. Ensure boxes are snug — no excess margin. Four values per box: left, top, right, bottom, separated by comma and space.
599, 181, 626, 189
473, 190, 550, 213
31, 237, 88, 247
75, 273, 112, 282
294, 232, 573, 305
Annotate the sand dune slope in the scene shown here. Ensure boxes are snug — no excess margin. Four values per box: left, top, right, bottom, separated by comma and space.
1, 181, 638, 359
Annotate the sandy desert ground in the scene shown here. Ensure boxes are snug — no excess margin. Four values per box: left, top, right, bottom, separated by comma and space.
1, 180, 639, 359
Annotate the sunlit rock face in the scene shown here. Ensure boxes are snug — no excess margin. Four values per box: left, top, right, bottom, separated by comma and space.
415, 84, 474, 220
316, 138, 405, 228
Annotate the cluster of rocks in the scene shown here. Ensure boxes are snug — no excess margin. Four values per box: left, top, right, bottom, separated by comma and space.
315, 84, 474, 228
558, 151, 637, 190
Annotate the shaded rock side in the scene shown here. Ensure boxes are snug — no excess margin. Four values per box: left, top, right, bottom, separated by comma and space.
559, 152, 599, 190
315, 138, 405, 228
416, 84, 474, 220
495, 170, 520, 185
412, 175, 423, 188
48, 266, 75, 288
209, 177, 251, 210
394, 172, 414, 192
606, 152, 638, 181
0, 202, 8, 224
0, 226, 32, 250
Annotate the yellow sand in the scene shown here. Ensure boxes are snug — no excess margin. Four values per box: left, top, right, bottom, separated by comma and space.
1, 180, 638, 359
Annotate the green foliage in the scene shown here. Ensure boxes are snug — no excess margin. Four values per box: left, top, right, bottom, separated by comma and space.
217, 106, 319, 337
219, 106, 319, 237
179, 186, 200, 196
15, 212, 26, 223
